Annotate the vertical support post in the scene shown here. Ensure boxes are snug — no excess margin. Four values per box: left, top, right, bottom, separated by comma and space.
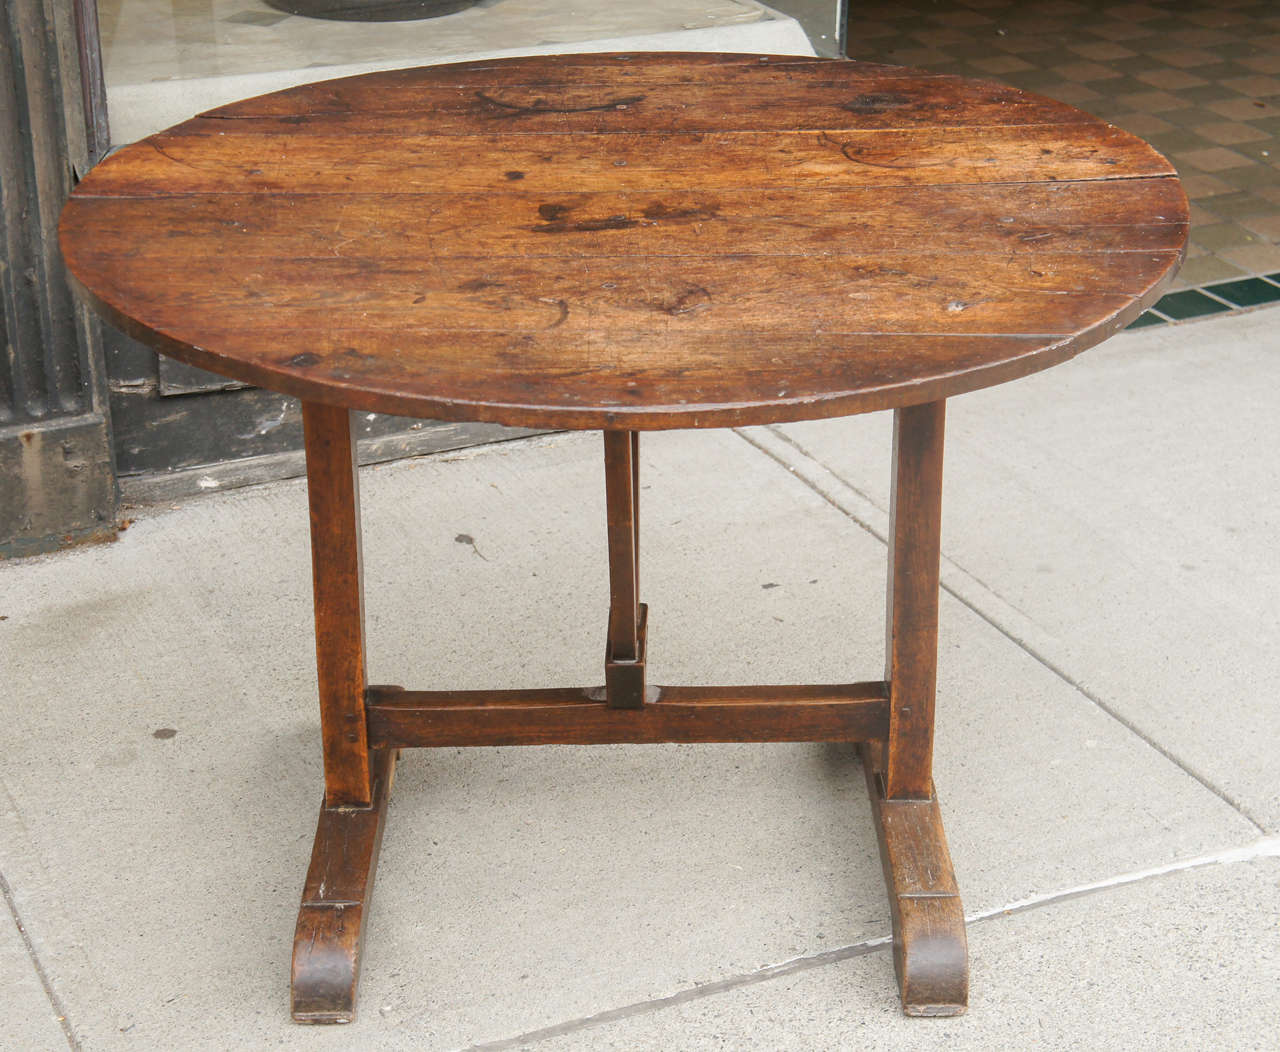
604, 429, 638, 659
883, 399, 945, 800
302, 401, 372, 807
603, 429, 646, 708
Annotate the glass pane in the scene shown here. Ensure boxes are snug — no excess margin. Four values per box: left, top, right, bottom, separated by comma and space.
96, 0, 843, 143
764, 0, 843, 56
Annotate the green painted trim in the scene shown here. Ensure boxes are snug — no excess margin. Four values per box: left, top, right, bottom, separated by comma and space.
1126, 274, 1280, 330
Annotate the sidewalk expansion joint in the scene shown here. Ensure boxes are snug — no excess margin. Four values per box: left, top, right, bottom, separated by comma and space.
966, 835, 1280, 925
733, 425, 1268, 835
0, 867, 81, 1051
453, 936, 893, 1052
456, 836, 1278, 1052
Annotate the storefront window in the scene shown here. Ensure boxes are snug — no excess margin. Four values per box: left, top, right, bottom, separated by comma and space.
97, 0, 843, 144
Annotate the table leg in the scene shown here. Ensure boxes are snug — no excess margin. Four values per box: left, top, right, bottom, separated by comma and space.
864, 398, 968, 1015
292, 401, 394, 1023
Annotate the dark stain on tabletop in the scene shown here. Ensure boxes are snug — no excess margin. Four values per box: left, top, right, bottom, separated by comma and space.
641, 201, 721, 223
533, 202, 638, 234
662, 285, 713, 316
842, 92, 911, 114
475, 91, 646, 118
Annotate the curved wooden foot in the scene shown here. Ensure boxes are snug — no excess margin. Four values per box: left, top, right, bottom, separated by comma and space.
291, 748, 397, 1023
892, 894, 968, 1016
859, 744, 968, 1016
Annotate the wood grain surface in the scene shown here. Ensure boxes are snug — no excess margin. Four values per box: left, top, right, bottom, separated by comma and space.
59, 53, 1187, 430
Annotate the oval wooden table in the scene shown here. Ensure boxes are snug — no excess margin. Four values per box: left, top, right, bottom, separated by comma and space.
59, 52, 1187, 1023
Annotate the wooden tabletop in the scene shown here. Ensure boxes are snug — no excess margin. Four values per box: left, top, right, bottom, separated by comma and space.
60, 52, 1187, 430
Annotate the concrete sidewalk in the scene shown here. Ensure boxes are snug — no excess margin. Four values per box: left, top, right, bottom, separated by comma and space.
2, 311, 1278, 1050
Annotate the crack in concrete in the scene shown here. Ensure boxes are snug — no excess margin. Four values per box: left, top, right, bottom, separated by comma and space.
734, 424, 1268, 835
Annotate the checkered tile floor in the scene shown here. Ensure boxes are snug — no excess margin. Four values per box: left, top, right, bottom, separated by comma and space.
845, 0, 1280, 291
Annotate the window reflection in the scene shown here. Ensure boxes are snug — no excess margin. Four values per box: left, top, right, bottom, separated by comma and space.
96, 0, 837, 143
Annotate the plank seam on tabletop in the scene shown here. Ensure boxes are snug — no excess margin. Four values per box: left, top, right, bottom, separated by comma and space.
734, 425, 1269, 835
453, 837, 1279, 1051
0, 867, 80, 1051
